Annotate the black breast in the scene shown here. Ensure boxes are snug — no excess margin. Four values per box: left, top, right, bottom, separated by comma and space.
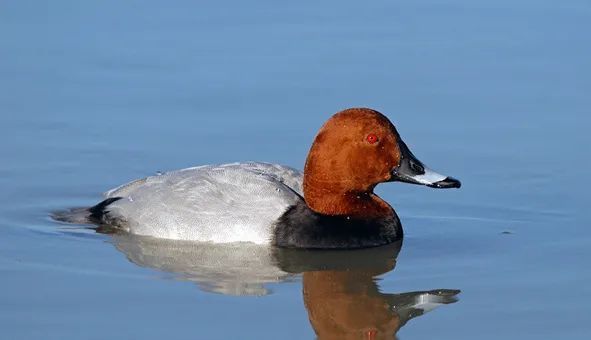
272, 200, 402, 249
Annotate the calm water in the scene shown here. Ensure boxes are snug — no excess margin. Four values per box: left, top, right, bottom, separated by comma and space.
1, 0, 590, 339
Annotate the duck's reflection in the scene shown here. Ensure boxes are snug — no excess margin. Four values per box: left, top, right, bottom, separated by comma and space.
301, 270, 459, 339
111, 234, 459, 338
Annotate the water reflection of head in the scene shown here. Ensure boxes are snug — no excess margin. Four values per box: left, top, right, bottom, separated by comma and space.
276, 242, 459, 339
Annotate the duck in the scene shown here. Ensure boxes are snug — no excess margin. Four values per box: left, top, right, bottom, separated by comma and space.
54, 108, 460, 248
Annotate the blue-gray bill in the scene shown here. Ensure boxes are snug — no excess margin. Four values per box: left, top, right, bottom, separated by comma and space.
390, 139, 461, 189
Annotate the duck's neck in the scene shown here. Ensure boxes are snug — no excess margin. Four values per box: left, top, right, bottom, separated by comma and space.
303, 179, 394, 218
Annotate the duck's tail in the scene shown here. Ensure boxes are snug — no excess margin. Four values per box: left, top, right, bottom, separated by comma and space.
51, 197, 122, 225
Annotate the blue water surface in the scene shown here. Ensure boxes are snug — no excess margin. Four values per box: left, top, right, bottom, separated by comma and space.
1, 0, 590, 339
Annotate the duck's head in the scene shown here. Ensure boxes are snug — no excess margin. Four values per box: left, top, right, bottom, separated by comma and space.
303, 108, 460, 216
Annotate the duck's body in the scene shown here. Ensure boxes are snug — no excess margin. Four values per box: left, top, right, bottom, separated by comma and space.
55, 108, 460, 249
99, 162, 304, 244
81, 162, 401, 247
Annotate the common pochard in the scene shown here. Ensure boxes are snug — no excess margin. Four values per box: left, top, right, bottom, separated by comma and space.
54, 108, 460, 248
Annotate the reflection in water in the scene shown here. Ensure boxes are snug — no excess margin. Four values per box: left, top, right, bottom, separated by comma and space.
112, 234, 293, 295
302, 271, 458, 339
111, 234, 459, 338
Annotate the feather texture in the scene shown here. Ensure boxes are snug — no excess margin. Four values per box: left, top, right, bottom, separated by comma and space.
103, 162, 303, 244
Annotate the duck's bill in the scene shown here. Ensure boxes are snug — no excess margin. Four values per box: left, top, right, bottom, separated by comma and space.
390, 140, 461, 189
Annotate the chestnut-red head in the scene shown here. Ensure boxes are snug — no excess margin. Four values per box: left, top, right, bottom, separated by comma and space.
303, 108, 460, 217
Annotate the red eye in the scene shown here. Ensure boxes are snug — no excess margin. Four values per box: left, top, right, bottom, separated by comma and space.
366, 134, 379, 144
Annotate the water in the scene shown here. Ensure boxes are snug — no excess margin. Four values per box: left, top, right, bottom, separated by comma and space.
1, 0, 590, 339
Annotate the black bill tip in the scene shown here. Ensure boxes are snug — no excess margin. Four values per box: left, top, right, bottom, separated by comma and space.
427, 176, 461, 189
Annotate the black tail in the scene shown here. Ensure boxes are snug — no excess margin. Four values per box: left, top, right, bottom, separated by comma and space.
52, 197, 123, 225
